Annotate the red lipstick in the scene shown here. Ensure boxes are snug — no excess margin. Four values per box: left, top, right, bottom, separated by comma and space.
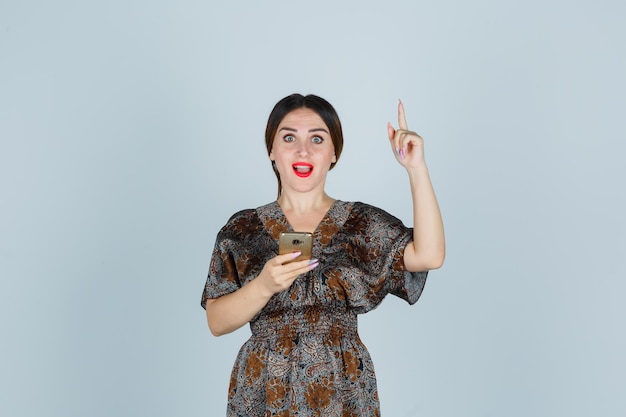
292, 162, 313, 178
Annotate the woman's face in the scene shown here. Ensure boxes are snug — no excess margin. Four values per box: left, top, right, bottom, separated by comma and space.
269, 108, 337, 195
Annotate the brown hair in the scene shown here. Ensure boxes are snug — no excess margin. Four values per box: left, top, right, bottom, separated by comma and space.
265, 94, 344, 198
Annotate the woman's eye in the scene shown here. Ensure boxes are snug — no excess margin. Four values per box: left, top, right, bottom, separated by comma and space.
283, 135, 295, 143
311, 136, 324, 144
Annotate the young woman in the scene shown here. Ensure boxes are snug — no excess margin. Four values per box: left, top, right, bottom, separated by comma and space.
202, 93, 445, 416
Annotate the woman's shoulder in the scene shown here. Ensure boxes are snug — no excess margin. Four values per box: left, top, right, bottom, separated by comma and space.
226, 207, 257, 221
349, 201, 398, 218
346, 201, 407, 228
218, 207, 264, 238
222, 200, 283, 229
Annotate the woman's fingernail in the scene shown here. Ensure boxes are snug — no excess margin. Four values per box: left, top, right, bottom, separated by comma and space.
400, 149, 406, 159
308, 259, 319, 265
291, 251, 302, 258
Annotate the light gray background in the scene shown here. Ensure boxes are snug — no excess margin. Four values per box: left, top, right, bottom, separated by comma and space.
1, 0, 624, 416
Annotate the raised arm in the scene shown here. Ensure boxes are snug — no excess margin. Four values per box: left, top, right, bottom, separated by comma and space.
387, 100, 445, 272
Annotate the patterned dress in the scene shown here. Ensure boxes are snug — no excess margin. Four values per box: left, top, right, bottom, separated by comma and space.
201, 200, 428, 417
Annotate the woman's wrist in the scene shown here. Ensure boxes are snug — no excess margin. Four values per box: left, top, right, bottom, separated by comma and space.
249, 273, 275, 300
406, 162, 429, 181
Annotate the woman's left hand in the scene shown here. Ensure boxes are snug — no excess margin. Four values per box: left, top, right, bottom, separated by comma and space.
387, 100, 425, 170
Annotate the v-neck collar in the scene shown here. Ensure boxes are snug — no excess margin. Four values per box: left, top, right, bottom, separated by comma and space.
256, 200, 351, 242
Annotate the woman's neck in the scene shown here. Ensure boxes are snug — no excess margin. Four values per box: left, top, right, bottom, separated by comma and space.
277, 191, 336, 233
277, 191, 335, 215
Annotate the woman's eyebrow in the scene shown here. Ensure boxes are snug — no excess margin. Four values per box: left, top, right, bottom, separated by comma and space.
278, 127, 329, 134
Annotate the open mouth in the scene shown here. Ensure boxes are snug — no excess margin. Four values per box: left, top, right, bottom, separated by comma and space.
292, 163, 313, 178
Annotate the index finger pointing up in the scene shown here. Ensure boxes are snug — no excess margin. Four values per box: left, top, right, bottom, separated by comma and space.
398, 99, 408, 130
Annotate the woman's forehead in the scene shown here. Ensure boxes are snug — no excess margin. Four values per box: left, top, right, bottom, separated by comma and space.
278, 108, 327, 128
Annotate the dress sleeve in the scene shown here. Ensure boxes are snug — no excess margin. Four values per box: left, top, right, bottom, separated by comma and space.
200, 226, 241, 309
200, 209, 263, 309
343, 203, 428, 311
384, 228, 428, 305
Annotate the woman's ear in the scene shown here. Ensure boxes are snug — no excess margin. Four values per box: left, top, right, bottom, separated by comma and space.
332, 154, 337, 163
269, 152, 274, 161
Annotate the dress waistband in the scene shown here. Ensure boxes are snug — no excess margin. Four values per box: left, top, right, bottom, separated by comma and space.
249, 306, 357, 339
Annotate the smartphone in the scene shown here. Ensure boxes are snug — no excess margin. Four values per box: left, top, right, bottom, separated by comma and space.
279, 232, 313, 263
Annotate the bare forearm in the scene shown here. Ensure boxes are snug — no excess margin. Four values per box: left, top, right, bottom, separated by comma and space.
205, 278, 273, 336
205, 254, 317, 336
405, 164, 445, 271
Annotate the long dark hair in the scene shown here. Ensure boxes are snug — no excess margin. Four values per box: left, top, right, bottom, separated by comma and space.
265, 94, 344, 198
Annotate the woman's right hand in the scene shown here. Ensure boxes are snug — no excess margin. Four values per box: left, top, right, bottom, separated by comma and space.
256, 252, 319, 296
205, 252, 318, 336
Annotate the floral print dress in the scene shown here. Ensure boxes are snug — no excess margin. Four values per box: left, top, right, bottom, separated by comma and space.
201, 200, 428, 417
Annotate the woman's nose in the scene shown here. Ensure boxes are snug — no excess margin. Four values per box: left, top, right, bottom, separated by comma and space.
296, 141, 310, 156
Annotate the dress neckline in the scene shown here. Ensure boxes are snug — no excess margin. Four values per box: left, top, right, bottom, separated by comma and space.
275, 199, 339, 235
256, 200, 351, 243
